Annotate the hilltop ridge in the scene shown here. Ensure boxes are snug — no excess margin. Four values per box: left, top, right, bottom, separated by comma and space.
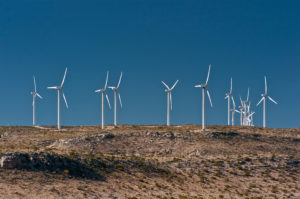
0, 125, 299, 199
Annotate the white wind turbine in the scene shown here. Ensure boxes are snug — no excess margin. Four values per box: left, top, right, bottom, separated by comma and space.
95, 71, 111, 129
195, 65, 213, 131
47, 68, 69, 131
31, 76, 42, 127
230, 96, 239, 126
161, 80, 179, 126
238, 97, 244, 126
225, 78, 233, 125
245, 111, 255, 126
239, 88, 250, 126
257, 76, 278, 128
108, 72, 123, 127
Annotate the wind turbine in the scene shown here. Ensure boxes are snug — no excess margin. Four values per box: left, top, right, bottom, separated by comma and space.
245, 112, 255, 126
225, 78, 233, 125
257, 76, 278, 128
195, 65, 213, 131
47, 67, 69, 131
95, 71, 111, 129
109, 72, 123, 127
31, 76, 42, 127
230, 96, 239, 126
161, 80, 179, 126
238, 97, 244, 126
239, 88, 250, 126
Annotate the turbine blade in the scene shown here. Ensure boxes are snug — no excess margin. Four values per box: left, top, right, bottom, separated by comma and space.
205, 64, 211, 85
62, 92, 68, 109
61, 67, 68, 87
247, 88, 250, 102
230, 77, 232, 94
225, 95, 229, 100
95, 89, 101, 93
265, 76, 267, 94
117, 72, 123, 88
118, 93, 122, 108
231, 96, 236, 108
161, 81, 170, 90
268, 96, 278, 104
171, 80, 179, 90
257, 97, 264, 106
105, 93, 111, 109
36, 93, 43, 99
47, 86, 58, 89
33, 76, 37, 92
248, 112, 255, 118
104, 71, 109, 89
235, 110, 240, 113
170, 92, 173, 110
194, 85, 201, 88
207, 90, 213, 107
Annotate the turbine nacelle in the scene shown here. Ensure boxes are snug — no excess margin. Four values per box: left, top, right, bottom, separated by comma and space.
261, 94, 266, 97
95, 89, 105, 93
225, 92, 232, 99
195, 84, 207, 88
108, 86, 118, 91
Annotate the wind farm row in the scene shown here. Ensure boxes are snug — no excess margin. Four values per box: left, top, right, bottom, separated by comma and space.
31, 65, 278, 131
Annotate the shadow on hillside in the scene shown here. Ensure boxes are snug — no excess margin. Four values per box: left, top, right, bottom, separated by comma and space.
1, 152, 104, 181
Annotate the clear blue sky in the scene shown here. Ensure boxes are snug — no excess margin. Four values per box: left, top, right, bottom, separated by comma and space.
0, 0, 299, 128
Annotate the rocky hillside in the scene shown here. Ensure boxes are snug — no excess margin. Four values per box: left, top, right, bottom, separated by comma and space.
0, 125, 299, 199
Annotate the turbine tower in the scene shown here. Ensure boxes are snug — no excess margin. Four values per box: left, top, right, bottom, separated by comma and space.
109, 72, 123, 127
95, 71, 111, 129
257, 76, 278, 128
225, 78, 233, 125
30, 76, 42, 127
47, 67, 69, 131
161, 80, 179, 126
195, 65, 213, 131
